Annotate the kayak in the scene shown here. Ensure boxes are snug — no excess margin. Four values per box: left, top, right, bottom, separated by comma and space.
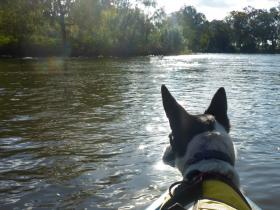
145, 190, 262, 210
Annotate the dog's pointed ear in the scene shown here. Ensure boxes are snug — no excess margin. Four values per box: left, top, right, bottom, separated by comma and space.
161, 85, 191, 143
205, 87, 230, 132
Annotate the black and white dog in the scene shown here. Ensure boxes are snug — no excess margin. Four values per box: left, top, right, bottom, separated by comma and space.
159, 85, 252, 210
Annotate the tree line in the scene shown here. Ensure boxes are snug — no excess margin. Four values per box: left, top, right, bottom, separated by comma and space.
0, 0, 279, 57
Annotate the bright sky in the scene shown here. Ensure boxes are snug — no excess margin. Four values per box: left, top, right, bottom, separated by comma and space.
156, 0, 280, 20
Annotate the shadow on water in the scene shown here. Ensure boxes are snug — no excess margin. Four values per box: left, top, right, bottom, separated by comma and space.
0, 55, 279, 209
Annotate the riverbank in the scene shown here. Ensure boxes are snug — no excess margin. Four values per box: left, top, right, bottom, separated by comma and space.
1, 50, 280, 59
1, 2, 279, 59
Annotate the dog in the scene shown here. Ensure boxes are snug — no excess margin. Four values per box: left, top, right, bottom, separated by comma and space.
159, 85, 252, 210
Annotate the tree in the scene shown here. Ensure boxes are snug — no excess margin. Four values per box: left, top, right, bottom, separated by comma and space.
43, 0, 75, 55
226, 6, 280, 52
0, 0, 50, 55
172, 6, 207, 51
207, 20, 233, 52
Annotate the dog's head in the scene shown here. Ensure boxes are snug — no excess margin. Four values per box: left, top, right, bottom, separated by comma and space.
161, 85, 235, 178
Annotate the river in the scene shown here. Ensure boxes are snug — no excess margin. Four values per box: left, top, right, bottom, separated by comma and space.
0, 54, 279, 210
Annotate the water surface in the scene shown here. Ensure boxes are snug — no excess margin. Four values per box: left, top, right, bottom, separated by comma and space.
0, 54, 279, 209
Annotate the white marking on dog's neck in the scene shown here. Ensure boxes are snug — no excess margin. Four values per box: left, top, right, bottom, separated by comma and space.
214, 121, 238, 158
214, 121, 228, 135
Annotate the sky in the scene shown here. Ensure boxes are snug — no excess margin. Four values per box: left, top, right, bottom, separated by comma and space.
156, 0, 280, 20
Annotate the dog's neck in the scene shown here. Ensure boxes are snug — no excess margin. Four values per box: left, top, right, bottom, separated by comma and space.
175, 146, 240, 188
172, 123, 240, 188
181, 159, 240, 187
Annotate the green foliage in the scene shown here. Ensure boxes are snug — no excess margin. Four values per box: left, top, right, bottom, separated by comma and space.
206, 20, 233, 52
173, 6, 207, 52
226, 6, 280, 52
0, 0, 279, 56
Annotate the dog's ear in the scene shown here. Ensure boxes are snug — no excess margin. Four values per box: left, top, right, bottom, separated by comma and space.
161, 85, 190, 131
205, 87, 230, 132
161, 85, 191, 155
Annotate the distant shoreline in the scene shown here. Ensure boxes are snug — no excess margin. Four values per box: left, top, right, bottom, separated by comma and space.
1, 52, 280, 60
1, 2, 279, 59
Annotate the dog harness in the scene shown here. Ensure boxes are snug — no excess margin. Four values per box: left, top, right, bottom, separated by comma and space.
160, 173, 252, 210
